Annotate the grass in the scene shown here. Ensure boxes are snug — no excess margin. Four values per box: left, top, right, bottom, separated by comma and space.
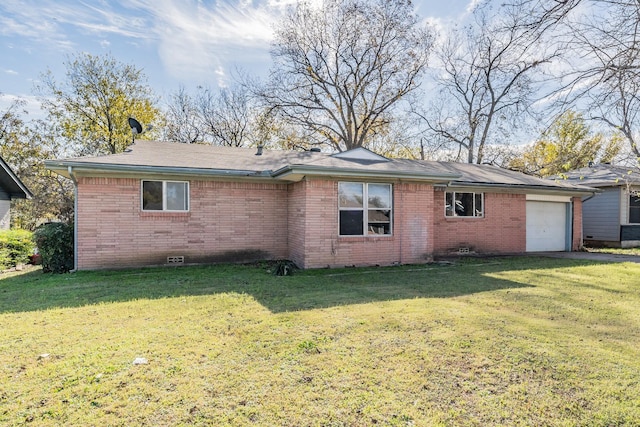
1, 257, 640, 426
586, 246, 640, 256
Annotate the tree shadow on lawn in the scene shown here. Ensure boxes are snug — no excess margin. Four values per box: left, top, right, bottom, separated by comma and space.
0, 257, 610, 314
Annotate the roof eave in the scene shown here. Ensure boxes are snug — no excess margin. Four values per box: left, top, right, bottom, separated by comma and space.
0, 158, 33, 199
442, 181, 597, 196
271, 165, 460, 182
45, 160, 272, 180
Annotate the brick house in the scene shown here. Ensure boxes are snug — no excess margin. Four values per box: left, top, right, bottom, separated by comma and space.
45, 141, 594, 270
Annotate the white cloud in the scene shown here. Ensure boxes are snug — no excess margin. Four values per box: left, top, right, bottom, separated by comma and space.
137, 0, 279, 82
465, 0, 483, 13
0, 0, 283, 86
0, 93, 45, 120
4, 69, 18, 75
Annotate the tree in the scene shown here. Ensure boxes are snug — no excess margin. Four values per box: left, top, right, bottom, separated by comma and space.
164, 87, 203, 145
417, 5, 561, 164
36, 53, 160, 156
165, 84, 303, 149
564, 0, 640, 160
260, 0, 433, 152
0, 95, 74, 229
509, 110, 622, 177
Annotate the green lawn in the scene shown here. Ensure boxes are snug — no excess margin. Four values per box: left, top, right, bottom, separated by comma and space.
1, 257, 639, 426
586, 246, 640, 256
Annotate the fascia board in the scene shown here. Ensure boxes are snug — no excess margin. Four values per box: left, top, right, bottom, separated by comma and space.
441, 181, 598, 197
45, 160, 272, 180
271, 165, 460, 182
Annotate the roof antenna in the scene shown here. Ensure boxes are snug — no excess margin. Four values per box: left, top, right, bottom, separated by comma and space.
128, 117, 153, 144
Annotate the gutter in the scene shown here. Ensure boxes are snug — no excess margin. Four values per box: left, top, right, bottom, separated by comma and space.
439, 181, 598, 197
270, 164, 460, 182
68, 166, 78, 272
45, 160, 271, 179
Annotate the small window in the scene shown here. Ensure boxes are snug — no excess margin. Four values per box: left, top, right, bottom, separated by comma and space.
630, 194, 640, 224
339, 182, 392, 236
142, 180, 189, 211
445, 191, 483, 217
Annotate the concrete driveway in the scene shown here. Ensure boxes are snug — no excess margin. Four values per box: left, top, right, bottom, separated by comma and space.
536, 251, 640, 263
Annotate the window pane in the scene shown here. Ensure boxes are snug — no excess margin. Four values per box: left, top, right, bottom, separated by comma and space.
474, 193, 483, 216
453, 193, 471, 216
368, 209, 390, 222
368, 184, 390, 208
142, 181, 163, 210
368, 222, 391, 235
340, 210, 364, 235
166, 182, 188, 211
445, 192, 454, 216
630, 195, 640, 223
368, 209, 391, 235
339, 182, 363, 208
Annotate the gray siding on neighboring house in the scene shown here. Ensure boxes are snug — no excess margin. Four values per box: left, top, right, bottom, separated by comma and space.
583, 187, 621, 242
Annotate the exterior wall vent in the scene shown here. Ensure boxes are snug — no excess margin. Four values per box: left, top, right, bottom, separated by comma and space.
167, 256, 185, 265
458, 247, 470, 254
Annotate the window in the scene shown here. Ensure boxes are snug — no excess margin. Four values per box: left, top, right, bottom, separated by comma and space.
445, 191, 483, 217
142, 180, 189, 211
630, 194, 640, 224
338, 182, 392, 236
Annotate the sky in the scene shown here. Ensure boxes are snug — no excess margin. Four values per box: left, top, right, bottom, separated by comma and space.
0, 0, 479, 119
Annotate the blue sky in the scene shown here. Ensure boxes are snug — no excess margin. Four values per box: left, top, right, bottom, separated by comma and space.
0, 0, 478, 118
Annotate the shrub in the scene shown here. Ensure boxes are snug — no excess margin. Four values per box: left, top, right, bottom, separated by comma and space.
34, 222, 74, 273
272, 260, 297, 276
0, 229, 35, 270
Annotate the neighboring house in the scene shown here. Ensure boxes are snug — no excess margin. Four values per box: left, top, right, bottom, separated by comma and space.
0, 156, 32, 229
553, 164, 640, 248
45, 141, 594, 270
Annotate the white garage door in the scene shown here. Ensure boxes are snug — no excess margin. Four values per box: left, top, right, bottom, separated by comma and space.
526, 201, 568, 252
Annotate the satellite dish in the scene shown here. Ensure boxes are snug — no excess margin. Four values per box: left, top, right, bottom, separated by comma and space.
128, 117, 143, 135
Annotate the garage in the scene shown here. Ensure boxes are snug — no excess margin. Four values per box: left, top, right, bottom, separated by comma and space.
526, 196, 571, 252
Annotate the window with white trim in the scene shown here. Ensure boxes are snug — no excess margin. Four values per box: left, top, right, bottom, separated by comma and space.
338, 182, 392, 236
142, 180, 189, 211
445, 191, 483, 217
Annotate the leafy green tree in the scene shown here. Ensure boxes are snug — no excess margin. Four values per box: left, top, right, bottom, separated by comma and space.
0, 97, 74, 229
509, 110, 622, 177
37, 52, 160, 156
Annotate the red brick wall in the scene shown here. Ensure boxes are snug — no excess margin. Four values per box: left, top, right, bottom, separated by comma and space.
76, 177, 288, 269
287, 181, 307, 267
292, 180, 435, 268
75, 176, 580, 270
432, 191, 527, 255
572, 196, 583, 250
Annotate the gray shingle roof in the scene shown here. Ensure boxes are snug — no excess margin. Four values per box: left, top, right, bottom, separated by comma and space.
550, 164, 640, 187
45, 140, 594, 195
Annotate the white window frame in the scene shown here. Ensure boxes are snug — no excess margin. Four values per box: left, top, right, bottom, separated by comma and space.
338, 182, 393, 236
141, 180, 189, 212
445, 191, 484, 218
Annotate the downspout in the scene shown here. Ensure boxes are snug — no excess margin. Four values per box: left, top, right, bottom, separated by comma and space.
68, 166, 78, 272
567, 200, 573, 252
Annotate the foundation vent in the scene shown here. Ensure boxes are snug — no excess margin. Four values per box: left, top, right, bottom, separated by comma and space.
458, 247, 470, 254
167, 256, 185, 265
